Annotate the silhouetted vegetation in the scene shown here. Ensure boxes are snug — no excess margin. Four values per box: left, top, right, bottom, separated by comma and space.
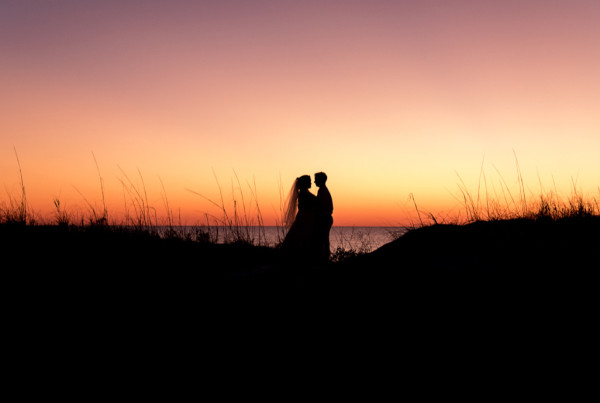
407, 153, 600, 226
2, 153, 599, 326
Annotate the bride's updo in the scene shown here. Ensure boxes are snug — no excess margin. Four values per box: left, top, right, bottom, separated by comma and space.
296, 175, 311, 190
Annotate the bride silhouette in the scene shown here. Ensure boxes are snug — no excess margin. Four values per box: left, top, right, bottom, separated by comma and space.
281, 175, 317, 262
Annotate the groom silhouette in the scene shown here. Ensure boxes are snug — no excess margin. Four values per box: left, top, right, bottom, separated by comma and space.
314, 172, 333, 263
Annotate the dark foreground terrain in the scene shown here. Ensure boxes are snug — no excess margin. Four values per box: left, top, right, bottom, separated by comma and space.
3, 218, 598, 381
4, 217, 598, 314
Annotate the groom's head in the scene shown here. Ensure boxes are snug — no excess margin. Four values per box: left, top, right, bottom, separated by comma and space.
315, 172, 327, 187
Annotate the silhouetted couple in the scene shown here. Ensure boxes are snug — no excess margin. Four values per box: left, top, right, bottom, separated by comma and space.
282, 172, 333, 265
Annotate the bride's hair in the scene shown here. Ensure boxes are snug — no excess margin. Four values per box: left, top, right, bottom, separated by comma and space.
284, 175, 310, 227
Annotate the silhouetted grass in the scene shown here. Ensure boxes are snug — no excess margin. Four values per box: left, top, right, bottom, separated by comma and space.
1, 154, 282, 248
1, 148, 28, 225
185, 169, 284, 246
2, 151, 598, 273
3, 152, 599, 342
407, 154, 599, 228
329, 227, 386, 262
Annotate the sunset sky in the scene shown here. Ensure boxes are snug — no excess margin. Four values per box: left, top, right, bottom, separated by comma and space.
1, 0, 599, 226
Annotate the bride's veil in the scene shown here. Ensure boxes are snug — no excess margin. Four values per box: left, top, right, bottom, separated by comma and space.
284, 178, 299, 227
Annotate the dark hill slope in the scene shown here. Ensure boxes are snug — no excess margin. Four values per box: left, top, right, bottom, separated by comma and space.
336, 217, 600, 311
3, 218, 598, 317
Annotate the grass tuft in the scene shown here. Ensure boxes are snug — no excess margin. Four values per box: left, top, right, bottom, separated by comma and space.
409, 157, 599, 228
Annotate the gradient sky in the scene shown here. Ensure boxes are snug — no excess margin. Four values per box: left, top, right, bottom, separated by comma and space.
1, 0, 599, 225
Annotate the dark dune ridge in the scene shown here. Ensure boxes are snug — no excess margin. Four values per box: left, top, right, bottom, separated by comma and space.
340, 217, 599, 309
4, 216, 598, 310
4, 217, 598, 371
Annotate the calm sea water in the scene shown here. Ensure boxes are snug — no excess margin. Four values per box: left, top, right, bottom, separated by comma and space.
157, 226, 407, 252
329, 227, 406, 252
